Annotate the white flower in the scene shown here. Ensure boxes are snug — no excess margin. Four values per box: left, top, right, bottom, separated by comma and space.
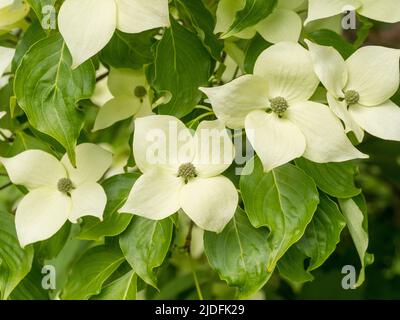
307, 41, 400, 142
305, 0, 400, 25
215, 0, 304, 43
93, 68, 153, 131
0, 45, 14, 78
58, 0, 170, 68
201, 42, 367, 172
0, 0, 29, 33
0, 143, 112, 247
119, 115, 238, 233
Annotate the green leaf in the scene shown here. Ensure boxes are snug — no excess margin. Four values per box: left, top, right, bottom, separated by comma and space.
150, 18, 212, 117
244, 33, 270, 73
306, 29, 356, 59
34, 223, 71, 262
339, 195, 374, 287
119, 216, 174, 288
27, 0, 57, 24
177, 0, 223, 61
14, 33, 96, 164
0, 211, 34, 300
278, 193, 346, 284
240, 157, 319, 271
78, 173, 140, 240
61, 246, 124, 300
224, 0, 278, 38
12, 21, 46, 72
297, 193, 346, 271
9, 263, 49, 300
277, 246, 314, 284
295, 158, 361, 199
204, 207, 270, 298
93, 270, 137, 300
100, 29, 157, 69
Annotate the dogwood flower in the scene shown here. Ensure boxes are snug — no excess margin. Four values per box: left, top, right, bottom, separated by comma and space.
305, 0, 400, 25
201, 42, 367, 172
0, 144, 112, 247
119, 115, 238, 233
93, 68, 153, 131
58, 0, 170, 68
215, 0, 304, 43
0, 0, 29, 33
307, 41, 400, 142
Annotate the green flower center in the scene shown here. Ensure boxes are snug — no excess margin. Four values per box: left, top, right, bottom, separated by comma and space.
344, 90, 360, 105
57, 178, 74, 194
177, 163, 197, 183
270, 97, 289, 115
134, 86, 147, 98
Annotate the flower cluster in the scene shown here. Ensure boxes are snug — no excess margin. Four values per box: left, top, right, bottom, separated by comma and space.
1, 0, 400, 252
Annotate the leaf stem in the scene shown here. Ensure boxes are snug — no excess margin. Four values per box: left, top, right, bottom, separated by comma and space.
194, 105, 213, 112
184, 221, 204, 300
190, 255, 204, 301
188, 112, 214, 128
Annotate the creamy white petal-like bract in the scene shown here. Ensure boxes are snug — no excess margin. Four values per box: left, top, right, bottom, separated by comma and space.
93, 68, 153, 131
15, 188, 71, 248
116, 0, 170, 33
200, 75, 269, 129
305, 0, 361, 25
0, 46, 14, 77
256, 9, 302, 44
306, 0, 400, 24
59, 0, 169, 68
349, 100, 400, 141
0, 150, 66, 190
327, 93, 365, 142
254, 42, 319, 103
192, 120, 235, 178
93, 96, 141, 132
58, 0, 117, 69
0, 0, 29, 29
108, 68, 147, 97
120, 169, 184, 220
61, 143, 112, 186
69, 182, 107, 223
345, 46, 400, 107
357, 0, 400, 23
180, 176, 238, 233
133, 115, 194, 173
245, 110, 306, 172
287, 101, 368, 162
306, 40, 347, 98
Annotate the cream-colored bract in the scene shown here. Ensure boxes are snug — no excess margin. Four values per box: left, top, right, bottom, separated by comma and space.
201, 42, 367, 172
119, 115, 238, 233
305, 0, 400, 25
0, 0, 29, 33
0, 144, 112, 247
307, 41, 400, 142
0, 46, 14, 77
58, 0, 170, 68
215, 0, 303, 43
92, 68, 153, 132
